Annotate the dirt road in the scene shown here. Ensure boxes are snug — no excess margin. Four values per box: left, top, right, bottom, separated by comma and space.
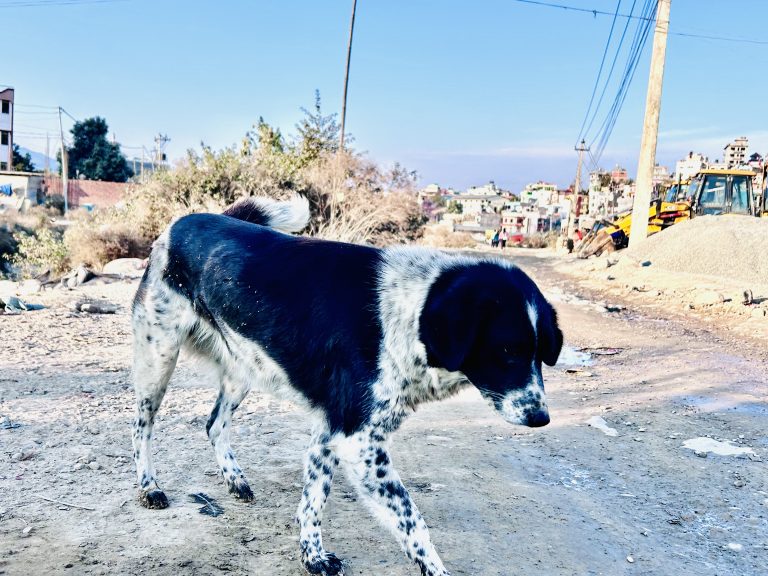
1, 251, 766, 576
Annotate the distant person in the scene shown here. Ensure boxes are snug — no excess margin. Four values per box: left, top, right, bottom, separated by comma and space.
491, 229, 499, 248
500, 228, 508, 250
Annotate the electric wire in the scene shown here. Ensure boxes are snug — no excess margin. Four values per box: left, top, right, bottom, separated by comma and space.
580, 0, 639, 146
590, 0, 656, 164
575, 0, 622, 146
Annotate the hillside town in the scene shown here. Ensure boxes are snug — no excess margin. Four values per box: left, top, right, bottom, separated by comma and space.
418, 135, 766, 247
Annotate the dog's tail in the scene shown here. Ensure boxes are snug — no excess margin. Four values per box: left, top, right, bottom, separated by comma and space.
222, 195, 310, 233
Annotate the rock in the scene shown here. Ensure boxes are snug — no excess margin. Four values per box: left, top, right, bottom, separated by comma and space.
63, 265, 96, 289
626, 555, 634, 563
88, 461, 101, 471
73, 462, 85, 471
725, 543, 743, 552
77, 451, 96, 464
102, 258, 146, 278
692, 290, 726, 307
72, 299, 118, 314
22, 525, 32, 536
733, 479, 745, 488
694, 450, 708, 458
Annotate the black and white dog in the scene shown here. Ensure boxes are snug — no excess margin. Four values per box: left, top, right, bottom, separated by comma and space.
131, 196, 562, 576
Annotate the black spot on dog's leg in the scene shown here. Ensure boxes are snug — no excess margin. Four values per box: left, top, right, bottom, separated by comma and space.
206, 392, 223, 437
228, 477, 255, 502
139, 489, 169, 510
301, 551, 345, 575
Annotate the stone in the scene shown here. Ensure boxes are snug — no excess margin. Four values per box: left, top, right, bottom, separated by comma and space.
692, 291, 725, 307
102, 258, 146, 278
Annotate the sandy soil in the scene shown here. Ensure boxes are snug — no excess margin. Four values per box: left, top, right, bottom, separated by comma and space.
1, 253, 767, 576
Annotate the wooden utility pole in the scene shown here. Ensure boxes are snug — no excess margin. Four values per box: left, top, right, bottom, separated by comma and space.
339, 0, 357, 152
58, 107, 69, 215
568, 139, 589, 239
628, 0, 671, 248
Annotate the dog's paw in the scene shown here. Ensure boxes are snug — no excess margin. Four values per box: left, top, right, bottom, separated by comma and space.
227, 477, 255, 502
302, 552, 345, 576
138, 488, 169, 509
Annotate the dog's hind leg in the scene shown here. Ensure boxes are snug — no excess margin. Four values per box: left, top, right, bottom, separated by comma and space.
297, 427, 342, 575
338, 431, 449, 576
207, 376, 254, 501
131, 288, 183, 509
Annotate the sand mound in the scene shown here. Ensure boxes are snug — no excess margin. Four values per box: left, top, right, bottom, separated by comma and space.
624, 215, 768, 286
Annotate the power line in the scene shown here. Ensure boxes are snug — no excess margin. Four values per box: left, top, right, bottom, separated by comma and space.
576, 0, 623, 145
590, 0, 656, 164
14, 103, 58, 109
511, 0, 768, 45
0, 0, 128, 8
59, 107, 78, 122
671, 30, 768, 46
580, 0, 639, 145
511, 0, 651, 21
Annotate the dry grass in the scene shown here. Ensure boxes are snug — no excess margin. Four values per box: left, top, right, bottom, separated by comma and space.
420, 224, 477, 249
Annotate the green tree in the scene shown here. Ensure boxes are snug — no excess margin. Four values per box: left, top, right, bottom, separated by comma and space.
12, 144, 36, 172
447, 200, 463, 214
294, 90, 341, 164
63, 117, 133, 182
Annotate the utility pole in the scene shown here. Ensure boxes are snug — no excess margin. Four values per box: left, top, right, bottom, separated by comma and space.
58, 107, 69, 215
153, 133, 170, 166
339, 0, 357, 152
568, 139, 589, 239
45, 132, 50, 176
628, 0, 671, 248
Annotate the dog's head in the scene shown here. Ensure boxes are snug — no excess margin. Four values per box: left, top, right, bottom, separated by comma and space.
419, 262, 562, 427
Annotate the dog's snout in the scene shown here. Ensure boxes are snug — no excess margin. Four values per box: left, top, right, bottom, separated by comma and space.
525, 409, 550, 428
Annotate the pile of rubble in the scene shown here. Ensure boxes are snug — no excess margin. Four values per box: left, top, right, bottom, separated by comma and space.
624, 215, 768, 286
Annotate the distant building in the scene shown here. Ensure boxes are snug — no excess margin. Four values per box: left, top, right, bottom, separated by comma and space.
0, 169, 44, 210
0, 87, 14, 171
652, 163, 671, 186
464, 181, 501, 197
675, 151, 708, 181
452, 193, 505, 216
724, 136, 748, 168
520, 181, 558, 206
611, 165, 629, 185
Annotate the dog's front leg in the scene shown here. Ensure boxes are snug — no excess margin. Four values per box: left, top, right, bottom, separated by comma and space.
339, 432, 450, 576
297, 429, 343, 575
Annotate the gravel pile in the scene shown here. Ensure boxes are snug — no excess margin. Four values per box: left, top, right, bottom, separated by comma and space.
624, 215, 768, 286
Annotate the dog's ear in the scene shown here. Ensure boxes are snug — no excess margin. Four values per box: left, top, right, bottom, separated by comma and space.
538, 303, 563, 366
419, 273, 484, 372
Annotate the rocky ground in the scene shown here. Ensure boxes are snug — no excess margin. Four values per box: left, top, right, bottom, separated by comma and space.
1, 250, 767, 576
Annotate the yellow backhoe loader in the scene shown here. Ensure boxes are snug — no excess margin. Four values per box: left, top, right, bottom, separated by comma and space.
576, 168, 756, 258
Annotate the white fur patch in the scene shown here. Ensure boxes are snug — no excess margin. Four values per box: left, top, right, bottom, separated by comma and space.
375, 247, 517, 411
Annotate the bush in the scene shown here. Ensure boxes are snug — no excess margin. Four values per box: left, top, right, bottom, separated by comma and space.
6, 98, 427, 275
64, 220, 151, 269
420, 224, 477, 249
520, 232, 559, 249
8, 227, 69, 277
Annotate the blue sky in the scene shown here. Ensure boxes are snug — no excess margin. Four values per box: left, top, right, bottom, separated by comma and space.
3, 0, 767, 192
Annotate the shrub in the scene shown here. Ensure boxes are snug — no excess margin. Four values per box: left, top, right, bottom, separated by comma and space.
520, 231, 559, 249
420, 224, 477, 249
64, 220, 151, 269
8, 227, 69, 277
